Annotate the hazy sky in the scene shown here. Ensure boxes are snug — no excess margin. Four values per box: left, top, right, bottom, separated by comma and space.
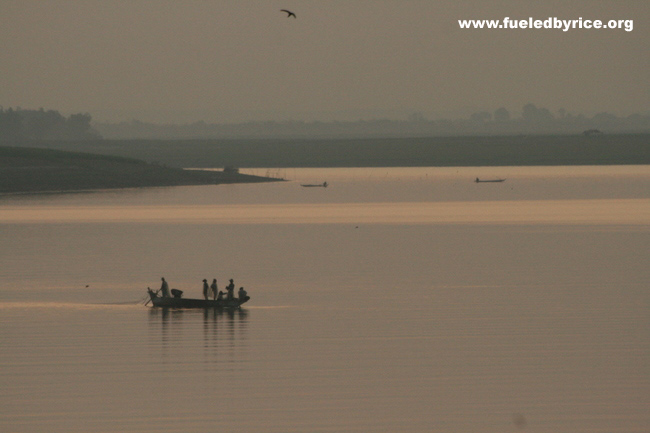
1, 1, 648, 123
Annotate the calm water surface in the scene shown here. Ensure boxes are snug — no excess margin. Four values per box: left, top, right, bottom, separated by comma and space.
1, 166, 649, 433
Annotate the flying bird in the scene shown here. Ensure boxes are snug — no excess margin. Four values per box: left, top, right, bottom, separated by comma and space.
280, 9, 296, 18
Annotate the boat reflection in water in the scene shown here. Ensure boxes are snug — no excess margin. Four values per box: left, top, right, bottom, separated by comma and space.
148, 305, 249, 358
148, 305, 249, 322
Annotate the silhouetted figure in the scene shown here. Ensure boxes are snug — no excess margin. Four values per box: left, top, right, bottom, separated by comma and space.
217, 291, 225, 302
160, 277, 170, 298
280, 9, 296, 18
226, 279, 235, 301
210, 278, 218, 300
202, 279, 209, 300
238, 287, 248, 301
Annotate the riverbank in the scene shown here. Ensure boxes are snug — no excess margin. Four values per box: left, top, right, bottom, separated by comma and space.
0, 146, 281, 195
6, 133, 649, 168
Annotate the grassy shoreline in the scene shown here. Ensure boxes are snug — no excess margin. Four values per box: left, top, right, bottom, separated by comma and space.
2, 134, 648, 194
0, 146, 282, 195
6, 133, 648, 169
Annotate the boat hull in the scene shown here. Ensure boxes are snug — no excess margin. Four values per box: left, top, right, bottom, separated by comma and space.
148, 290, 249, 309
475, 178, 506, 183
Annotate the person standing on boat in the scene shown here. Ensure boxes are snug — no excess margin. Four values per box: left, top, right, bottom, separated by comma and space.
202, 279, 210, 300
210, 278, 218, 300
226, 279, 235, 301
160, 277, 170, 298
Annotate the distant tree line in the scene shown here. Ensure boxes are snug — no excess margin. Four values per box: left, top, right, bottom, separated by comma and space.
3, 104, 648, 141
0, 107, 102, 141
94, 104, 650, 139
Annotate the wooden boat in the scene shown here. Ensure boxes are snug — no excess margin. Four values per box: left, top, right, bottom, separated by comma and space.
301, 181, 328, 187
147, 288, 250, 309
475, 178, 506, 183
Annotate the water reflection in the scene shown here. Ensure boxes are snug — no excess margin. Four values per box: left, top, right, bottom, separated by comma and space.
148, 307, 249, 367
148, 306, 248, 334
2, 198, 648, 225
201, 307, 249, 345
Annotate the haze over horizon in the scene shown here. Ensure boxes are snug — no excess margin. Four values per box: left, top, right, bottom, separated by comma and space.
1, 1, 648, 124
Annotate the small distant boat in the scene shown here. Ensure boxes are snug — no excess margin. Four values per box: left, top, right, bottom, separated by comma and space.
301, 181, 328, 188
475, 177, 506, 183
146, 288, 250, 309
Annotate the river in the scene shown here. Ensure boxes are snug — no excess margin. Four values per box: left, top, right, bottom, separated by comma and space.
1, 166, 648, 433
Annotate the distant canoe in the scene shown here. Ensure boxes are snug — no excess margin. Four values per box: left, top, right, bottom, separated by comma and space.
301, 182, 328, 188
475, 178, 505, 183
